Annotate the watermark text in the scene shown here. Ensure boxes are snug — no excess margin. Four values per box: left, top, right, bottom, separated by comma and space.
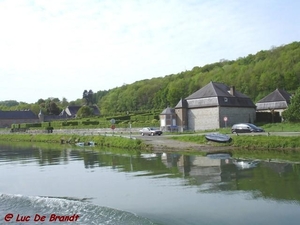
4, 213, 79, 222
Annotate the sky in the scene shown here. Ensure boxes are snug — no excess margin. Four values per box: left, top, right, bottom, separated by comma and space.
0, 0, 299, 104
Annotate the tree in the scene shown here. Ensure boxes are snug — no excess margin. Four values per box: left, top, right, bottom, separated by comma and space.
0, 100, 19, 107
44, 99, 61, 115
282, 88, 299, 122
37, 99, 45, 105
61, 97, 69, 107
76, 106, 94, 118
83, 89, 94, 105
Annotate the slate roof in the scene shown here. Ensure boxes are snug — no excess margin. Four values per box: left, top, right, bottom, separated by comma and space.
160, 107, 175, 115
65, 105, 100, 117
0, 110, 38, 119
256, 89, 291, 103
59, 109, 71, 117
176, 82, 255, 108
174, 98, 188, 108
186, 81, 249, 99
256, 89, 292, 110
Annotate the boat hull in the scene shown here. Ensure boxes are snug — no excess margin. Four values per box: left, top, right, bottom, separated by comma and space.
205, 133, 232, 143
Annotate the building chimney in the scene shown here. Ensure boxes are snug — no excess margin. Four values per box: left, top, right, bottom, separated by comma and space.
230, 86, 235, 96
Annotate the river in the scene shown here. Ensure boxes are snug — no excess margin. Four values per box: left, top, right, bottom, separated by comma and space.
0, 141, 300, 225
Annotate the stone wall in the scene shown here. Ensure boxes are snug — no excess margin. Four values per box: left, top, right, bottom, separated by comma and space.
219, 107, 256, 128
186, 106, 256, 131
187, 107, 219, 131
175, 108, 187, 131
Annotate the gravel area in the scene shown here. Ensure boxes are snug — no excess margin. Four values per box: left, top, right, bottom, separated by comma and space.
134, 135, 232, 153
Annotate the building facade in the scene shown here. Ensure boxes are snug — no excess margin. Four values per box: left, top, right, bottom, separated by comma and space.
0, 110, 39, 128
174, 82, 256, 131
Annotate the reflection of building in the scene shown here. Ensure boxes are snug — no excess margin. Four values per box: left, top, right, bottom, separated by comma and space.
161, 153, 235, 183
161, 153, 181, 168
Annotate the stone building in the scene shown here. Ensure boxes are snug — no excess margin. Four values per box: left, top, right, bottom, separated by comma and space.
159, 107, 177, 131
256, 88, 292, 119
256, 88, 292, 123
174, 82, 256, 131
0, 110, 39, 128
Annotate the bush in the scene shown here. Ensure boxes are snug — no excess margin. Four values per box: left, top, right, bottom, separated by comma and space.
62, 121, 79, 126
82, 120, 100, 125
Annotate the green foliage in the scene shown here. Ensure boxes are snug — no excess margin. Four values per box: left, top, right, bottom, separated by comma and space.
171, 135, 207, 144
76, 106, 94, 118
0, 134, 147, 150
62, 121, 79, 126
282, 87, 300, 122
106, 115, 131, 121
11, 113, 161, 130
131, 114, 159, 121
0, 100, 19, 107
82, 90, 94, 105
2, 41, 300, 117
171, 133, 300, 150
261, 122, 300, 131
41, 122, 52, 128
231, 135, 300, 149
97, 41, 300, 113
44, 99, 61, 115
82, 120, 100, 125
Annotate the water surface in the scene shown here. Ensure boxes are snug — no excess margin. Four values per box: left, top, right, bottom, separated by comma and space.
0, 142, 300, 224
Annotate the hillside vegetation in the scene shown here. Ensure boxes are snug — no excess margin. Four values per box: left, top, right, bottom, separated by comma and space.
98, 41, 300, 114
1, 41, 300, 116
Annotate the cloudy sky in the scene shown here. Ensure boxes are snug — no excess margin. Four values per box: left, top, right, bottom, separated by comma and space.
0, 0, 299, 103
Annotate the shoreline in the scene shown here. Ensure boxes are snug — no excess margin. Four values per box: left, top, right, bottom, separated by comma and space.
135, 135, 233, 153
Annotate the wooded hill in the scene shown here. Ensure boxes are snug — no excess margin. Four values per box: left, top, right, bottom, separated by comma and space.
1, 41, 300, 117
97, 41, 300, 114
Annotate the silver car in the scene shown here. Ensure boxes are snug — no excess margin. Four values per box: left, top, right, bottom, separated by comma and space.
140, 127, 163, 136
231, 123, 264, 133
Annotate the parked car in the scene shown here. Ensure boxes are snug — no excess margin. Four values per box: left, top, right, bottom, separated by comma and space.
140, 127, 163, 136
231, 123, 264, 133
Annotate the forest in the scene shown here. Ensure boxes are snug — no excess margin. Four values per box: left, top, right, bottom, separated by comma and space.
1, 41, 300, 116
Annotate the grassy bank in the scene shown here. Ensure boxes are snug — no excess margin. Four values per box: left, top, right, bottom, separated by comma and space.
0, 134, 150, 150
231, 135, 300, 149
170, 134, 300, 151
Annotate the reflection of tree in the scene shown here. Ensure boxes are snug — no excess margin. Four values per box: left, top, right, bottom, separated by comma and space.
2, 142, 300, 204
236, 162, 300, 202
0, 143, 65, 166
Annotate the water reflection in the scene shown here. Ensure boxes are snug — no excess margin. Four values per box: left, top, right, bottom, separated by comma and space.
1, 143, 300, 204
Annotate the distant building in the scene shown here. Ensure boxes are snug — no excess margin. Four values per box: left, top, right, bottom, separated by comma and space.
39, 105, 101, 122
160, 107, 177, 131
63, 105, 100, 118
256, 88, 292, 122
0, 110, 39, 128
256, 88, 292, 114
173, 82, 256, 131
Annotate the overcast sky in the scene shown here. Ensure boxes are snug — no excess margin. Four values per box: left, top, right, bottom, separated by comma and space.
0, 0, 299, 103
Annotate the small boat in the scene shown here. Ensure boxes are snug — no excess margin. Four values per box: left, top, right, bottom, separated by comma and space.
205, 133, 232, 143
75, 141, 96, 147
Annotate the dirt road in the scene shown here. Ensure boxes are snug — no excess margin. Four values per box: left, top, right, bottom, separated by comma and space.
134, 135, 231, 153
